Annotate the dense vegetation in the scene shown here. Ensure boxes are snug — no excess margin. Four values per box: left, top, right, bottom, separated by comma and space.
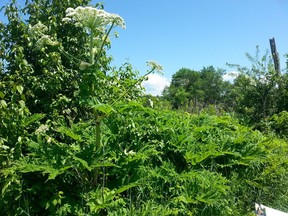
163, 49, 288, 126
1, 0, 288, 215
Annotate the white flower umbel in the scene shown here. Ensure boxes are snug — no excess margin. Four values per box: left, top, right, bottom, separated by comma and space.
28, 21, 48, 37
146, 60, 163, 73
36, 35, 59, 49
62, 6, 125, 65
28, 21, 59, 49
62, 6, 125, 33
35, 124, 49, 135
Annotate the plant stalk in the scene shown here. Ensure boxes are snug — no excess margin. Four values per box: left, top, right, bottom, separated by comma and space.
95, 117, 101, 149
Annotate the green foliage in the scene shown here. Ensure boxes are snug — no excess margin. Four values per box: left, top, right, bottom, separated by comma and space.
1, 1, 288, 215
165, 47, 288, 126
226, 47, 281, 125
163, 66, 231, 113
2, 91, 288, 215
103, 105, 288, 215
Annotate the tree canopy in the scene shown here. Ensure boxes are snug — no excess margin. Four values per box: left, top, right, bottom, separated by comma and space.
163, 66, 231, 113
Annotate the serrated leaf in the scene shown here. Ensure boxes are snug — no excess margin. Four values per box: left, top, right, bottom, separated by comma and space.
73, 156, 91, 170
115, 182, 139, 194
48, 166, 71, 180
92, 103, 114, 115
57, 126, 81, 141
22, 113, 45, 127
116, 101, 144, 113
19, 164, 46, 173
27, 140, 40, 149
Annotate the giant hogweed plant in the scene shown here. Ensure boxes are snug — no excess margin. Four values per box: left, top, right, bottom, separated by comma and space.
28, 2, 162, 177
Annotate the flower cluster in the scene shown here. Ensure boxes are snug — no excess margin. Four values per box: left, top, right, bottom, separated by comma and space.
147, 60, 163, 73
28, 21, 59, 49
79, 61, 92, 70
36, 35, 59, 48
35, 124, 49, 135
62, 6, 126, 32
29, 21, 48, 36
124, 149, 136, 156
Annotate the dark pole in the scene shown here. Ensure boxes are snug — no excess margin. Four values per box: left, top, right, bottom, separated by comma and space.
269, 38, 281, 76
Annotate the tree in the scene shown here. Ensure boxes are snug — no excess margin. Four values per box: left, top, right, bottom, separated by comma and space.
1, 0, 89, 115
199, 66, 226, 106
227, 47, 279, 124
163, 66, 229, 113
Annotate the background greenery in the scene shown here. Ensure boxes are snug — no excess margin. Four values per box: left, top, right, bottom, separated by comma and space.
1, 0, 288, 215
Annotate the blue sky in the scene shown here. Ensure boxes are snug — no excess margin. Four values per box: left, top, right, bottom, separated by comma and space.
1, 0, 288, 95
100, 0, 288, 94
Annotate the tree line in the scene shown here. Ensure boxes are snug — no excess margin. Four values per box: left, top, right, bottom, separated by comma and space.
162, 49, 288, 127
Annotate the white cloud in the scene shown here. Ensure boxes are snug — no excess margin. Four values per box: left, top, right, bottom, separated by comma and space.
142, 74, 170, 96
222, 71, 239, 82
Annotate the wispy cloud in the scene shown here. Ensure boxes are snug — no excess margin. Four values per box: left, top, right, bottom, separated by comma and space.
222, 71, 239, 82
142, 74, 170, 96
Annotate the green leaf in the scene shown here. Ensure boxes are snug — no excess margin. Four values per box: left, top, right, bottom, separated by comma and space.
0, 100, 7, 108
0, 91, 4, 99
27, 140, 40, 149
48, 166, 71, 180
19, 163, 47, 173
90, 162, 119, 169
185, 151, 213, 166
16, 85, 24, 94
22, 113, 46, 127
73, 156, 91, 170
115, 182, 139, 194
17, 162, 71, 180
92, 103, 115, 115
57, 126, 82, 141
116, 101, 145, 113
52, 199, 58, 206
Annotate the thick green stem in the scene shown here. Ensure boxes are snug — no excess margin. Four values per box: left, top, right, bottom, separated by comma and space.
89, 25, 114, 187
90, 31, 94, 65
92, 115, 103, 186
111, 68, 156, 106
59, 46, 81, 65
95, 22, 115, 63
95, 117, 101, 149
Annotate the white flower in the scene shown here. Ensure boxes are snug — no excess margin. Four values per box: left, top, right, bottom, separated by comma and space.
79, 61, 92, 70
124, 149, 136, 156
35, 124, 49, 135
62, 6, 126, 32
147, 60, 163, 73
29, 22, 59, 49
62, 17, 72, 22
36, 35, 59, 49
110, 13, 126, 29
28, 21, 48, 37
65, 7, 75, 14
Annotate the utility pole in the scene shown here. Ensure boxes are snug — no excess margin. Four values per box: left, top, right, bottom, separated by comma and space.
269, 38, 281, 76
